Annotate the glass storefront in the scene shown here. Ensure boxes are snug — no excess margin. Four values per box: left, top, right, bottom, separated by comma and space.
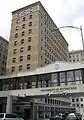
0, 68, 83, 91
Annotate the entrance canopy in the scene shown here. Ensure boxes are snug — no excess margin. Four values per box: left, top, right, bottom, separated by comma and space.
0, 84, 84, 98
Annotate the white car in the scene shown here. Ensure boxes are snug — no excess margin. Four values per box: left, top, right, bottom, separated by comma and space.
0, 113, 24, 120
66, 113, 76, 120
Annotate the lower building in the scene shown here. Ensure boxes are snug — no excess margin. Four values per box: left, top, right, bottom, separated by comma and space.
0, 36, 8, 75
69, 50, 84, 62
0, 61, 84, 119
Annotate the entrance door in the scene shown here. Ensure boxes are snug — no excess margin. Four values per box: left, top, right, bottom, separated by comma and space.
0, 103, 3, 113
24, 109, 31, 120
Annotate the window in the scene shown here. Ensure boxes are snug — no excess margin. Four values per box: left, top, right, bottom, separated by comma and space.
16, 106, 20, 111
2, 61, 4, 65
81, 98, 83, 101
29, 15, 32, 19
60, 72, 65, 83
14, 41, 17, 46
51, 73, 58, 86
28, 46, 31, 51
72, 104, 75, 107
15, 33, 18, 38
12, 57, 16, 63
22, 31, 25, 36
17, 13, 20, 17
67, 71, 74, 82
20, 47, 24, 52
73, 59, 75, 62
16, 26, 19, 30
3, 55, 5, 59
81, 104, 83, 107
21, 39, 24, 44
72, 98, 75, 102
13, 49, 17, 54
76, 98, 79, 102
23, 11, 26, 14
75, 70, 82, 81
0, 114, 4, 118
5, 114, 17, 118
11, 67, 15, 72
45, 98, 47, 103
29, 22, 32, 26
27, 64, 30, 70
29, 29, 32, 34
16, 19, 19, 24
41, 56, 43, 59
69, 55, 71, 58
28, 37, 31, 42
23, 17, 26, 21
41, 47, 42, 50
19, 65, 22, 71
22, 24, 25, 29
77, 104, 79, 107
20, 56, 23, 61
27, 55, 31, 60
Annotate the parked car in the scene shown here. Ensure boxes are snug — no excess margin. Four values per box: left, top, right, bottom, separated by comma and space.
75, 113, 82, 120
66, 113, 82, 120
0, 113, 24, 120
50, 115, 62, 120
66, 113, 76, 120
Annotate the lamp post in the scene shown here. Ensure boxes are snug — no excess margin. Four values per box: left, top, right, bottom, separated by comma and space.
53, 25, 84, 51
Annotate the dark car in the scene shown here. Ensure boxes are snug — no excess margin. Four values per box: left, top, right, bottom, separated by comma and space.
50, 115, 62, 120
75, 113, 82, 120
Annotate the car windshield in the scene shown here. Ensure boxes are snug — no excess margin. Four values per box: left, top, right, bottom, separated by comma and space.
0, 114, 4, 118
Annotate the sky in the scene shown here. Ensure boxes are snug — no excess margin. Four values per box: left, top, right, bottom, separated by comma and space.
0, 0, 84, 51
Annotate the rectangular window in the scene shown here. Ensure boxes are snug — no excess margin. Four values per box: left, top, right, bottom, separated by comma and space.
29, 15, 32, 19
16, 19, 19, 24
29, 29, 32, 34
22, 31, 25, 36
21, 39, 24, 44
20, 56, 23, 61
12, 57, 16, 63
20, 47, 24, 52
75, 70, 82, 81
72, 98, 75, 102
28, 46, 31, 51
51, 73, 58, 86
60, 72, 65, 83
15, 33, 18, 38
27, 55, 31, 60
11, 67, 15, 72
29, 22, 32, 26
19, 65, 22, 71
81, 98, 83, 101
14, 41, 17, 46
76, 98, 79, 102
17, 13, 20, 17
28, 37, 31, 42
67, 71, 74, 82
13, 49, 17, 54
22, 24, 25, 29
23, 11, 26, 14
23, 17, 26, 21
27, 64, 30, 70
16, 26, 19, 30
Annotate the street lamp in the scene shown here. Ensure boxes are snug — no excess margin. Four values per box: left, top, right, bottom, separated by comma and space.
52, 26, 84, 51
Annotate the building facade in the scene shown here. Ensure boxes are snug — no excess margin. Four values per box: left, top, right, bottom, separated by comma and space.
6, 1, 68, 74
1, 62, 84, 115
0, 61, 80, 120
69, 50, 84, 62
0, 36, 9, 75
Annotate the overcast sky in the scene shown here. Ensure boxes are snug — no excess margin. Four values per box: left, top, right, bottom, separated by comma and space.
0, 0, 84, 51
